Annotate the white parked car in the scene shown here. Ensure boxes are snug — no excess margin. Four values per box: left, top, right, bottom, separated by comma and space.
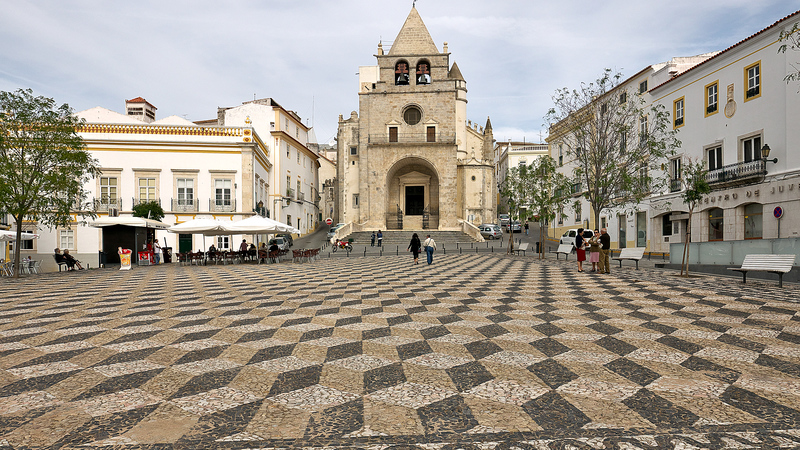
560, 229, 594, 248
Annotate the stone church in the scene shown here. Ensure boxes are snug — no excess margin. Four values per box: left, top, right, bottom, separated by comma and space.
337, 7, 495, 231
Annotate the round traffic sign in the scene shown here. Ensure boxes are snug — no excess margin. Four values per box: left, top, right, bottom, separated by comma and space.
774, 206, 783, 219
325, 218, 333, 225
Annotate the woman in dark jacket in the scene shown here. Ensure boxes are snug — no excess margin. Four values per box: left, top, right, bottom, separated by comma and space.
408, 233, 421, 265
575, 228, 586, 272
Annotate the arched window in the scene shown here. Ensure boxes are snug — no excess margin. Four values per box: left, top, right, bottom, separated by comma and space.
708, 208, 723, 241
416, 60, 431, 85
395, 60, 410, 85
744, 203, 762, 239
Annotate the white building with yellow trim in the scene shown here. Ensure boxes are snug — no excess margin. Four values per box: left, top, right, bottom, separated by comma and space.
17, 97, 274, 271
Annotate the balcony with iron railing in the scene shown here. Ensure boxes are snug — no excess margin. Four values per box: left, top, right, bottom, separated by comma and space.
171, 198, 199, 212
132, 197, 161, 207
94, 197, 122, 212
368, 132, 456, 145
298, 191, 305, 202
705, 159, 765, 188
209, 198, 236, 212
670, 178, 682, 193
570, 183, 582, 196
286, 187, 295, 200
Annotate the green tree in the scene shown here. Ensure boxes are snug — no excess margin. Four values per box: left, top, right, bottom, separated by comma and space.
525, 156, 572, 259
779, 21, 800, 88
0, 89, 99, 278
499, 164, 531, 254
132, 201, 165, 222
679, 158, 711, 277
545, 69, 681, 228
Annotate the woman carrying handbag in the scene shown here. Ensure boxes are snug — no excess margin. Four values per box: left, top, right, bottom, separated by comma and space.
575, 228, 586, 272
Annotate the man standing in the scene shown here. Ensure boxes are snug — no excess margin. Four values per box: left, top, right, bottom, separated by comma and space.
423, 234, 437, 265
598, 228, 611, 274
153, 239, 162, 264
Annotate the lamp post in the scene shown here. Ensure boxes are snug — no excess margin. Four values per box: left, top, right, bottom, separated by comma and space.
762, 144, 778, 164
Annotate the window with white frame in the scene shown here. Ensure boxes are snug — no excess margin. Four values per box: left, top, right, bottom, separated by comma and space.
217, 236, 229, 249
138, 178, 156, 202
745, 62, 760, 100
706, 82, 718, 115
100, 177, 118, 205
60, 229, 74, 250
215, 179, 232, 206
742, 135, 762, 162
20, 230, 35, 250
673, 97, 684, 128
177, 178, 194, 206
639, 79, 648, 94
707, 146, 722, 171
671, 157, 682, 181
639, 115, 648, 146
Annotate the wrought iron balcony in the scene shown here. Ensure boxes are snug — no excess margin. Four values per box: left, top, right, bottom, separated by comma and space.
705, 159, 765, 188
94, 197, 122, 211
287, 187, 295, 199
171, 198, 198, 212
209, 198, 236, 212
298, 191, 305, 202
670, 178, 682, 193
132, 198, 161, 207
570, 183, 582, 196
368, 132, 456, 145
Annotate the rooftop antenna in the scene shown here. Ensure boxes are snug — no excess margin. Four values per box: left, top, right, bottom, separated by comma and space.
413, 0, 416, 7
254, 93, 256, 101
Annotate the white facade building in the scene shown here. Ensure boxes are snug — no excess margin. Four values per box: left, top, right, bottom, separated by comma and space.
14, 98, 273, 271
214, 99, 320, 234
648, 11, 800, 254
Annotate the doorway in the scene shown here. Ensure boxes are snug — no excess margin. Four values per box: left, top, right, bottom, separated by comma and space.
179, 234, 192, 253
618, 214, 627, 248
636, 212, 647, 247
405, 186, 424, 215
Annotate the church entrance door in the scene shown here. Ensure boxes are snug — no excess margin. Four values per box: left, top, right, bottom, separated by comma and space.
405, 186, 425, 215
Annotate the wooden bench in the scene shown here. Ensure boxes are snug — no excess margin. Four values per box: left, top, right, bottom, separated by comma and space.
554, 244, 573, 260
612, 247, 646, 270
727, 254, 796, 288
513, 242, 529, 256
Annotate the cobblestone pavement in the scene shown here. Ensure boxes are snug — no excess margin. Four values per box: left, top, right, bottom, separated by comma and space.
1, 255, 800, 449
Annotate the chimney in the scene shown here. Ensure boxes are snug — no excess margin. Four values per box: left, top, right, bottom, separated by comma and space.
125, 97, 157, 123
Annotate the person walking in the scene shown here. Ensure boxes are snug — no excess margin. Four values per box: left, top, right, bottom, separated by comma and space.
575, 228, 586, 272
377, 230, 383, 247
371, 231, 376, 247
524, 221, 529, 236
423, 234, 437, 265
408, 233, 421, 265
598, 227, 611, 274
588, 229, 600, 272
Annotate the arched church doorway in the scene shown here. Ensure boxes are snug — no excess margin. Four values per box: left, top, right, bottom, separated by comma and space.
386, 157, 439, 230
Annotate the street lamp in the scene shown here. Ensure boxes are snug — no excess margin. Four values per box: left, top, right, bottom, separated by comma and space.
762, 144, 778, 164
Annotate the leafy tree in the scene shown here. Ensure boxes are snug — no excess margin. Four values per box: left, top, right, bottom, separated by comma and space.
679, 158, 711, 277
499, 164, 531, 254
779, 21, 800, 88
0, 89, 99, 278
132, 201, 165, 222
545, 69, 681, 228
524, 156, 572, 259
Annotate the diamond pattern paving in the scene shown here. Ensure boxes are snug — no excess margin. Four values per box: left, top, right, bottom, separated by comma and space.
0, 254, 800, 449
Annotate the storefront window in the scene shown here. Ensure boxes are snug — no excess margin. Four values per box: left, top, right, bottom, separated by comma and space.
708, 208, 724, 241
744, 204, 762, 239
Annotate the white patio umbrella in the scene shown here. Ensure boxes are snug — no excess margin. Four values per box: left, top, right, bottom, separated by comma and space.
89, 216, 171, 230
167, 218, 233, 235
226, 216, 292, 234
0, 230, 39, 241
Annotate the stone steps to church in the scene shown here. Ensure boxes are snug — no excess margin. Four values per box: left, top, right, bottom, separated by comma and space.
343, 230, 480, 245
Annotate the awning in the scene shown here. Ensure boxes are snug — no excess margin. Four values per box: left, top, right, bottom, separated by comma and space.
0, 230, 39, 242
89, 216, 171, 230
167, 218, 233, 236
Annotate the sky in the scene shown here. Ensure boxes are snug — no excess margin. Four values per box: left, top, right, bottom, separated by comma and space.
2, 1, 799, 146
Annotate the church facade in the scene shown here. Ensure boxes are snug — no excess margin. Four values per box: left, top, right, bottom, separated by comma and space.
337, 7, 495, 231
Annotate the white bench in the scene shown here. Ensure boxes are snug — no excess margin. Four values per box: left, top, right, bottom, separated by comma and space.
727, 254, 796, 288
513, 242, 529, 256
612, 247, 646, 270
554, 244, 573, 260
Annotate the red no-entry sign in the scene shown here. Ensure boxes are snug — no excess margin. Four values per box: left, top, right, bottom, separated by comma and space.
325, 218, 333, 225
